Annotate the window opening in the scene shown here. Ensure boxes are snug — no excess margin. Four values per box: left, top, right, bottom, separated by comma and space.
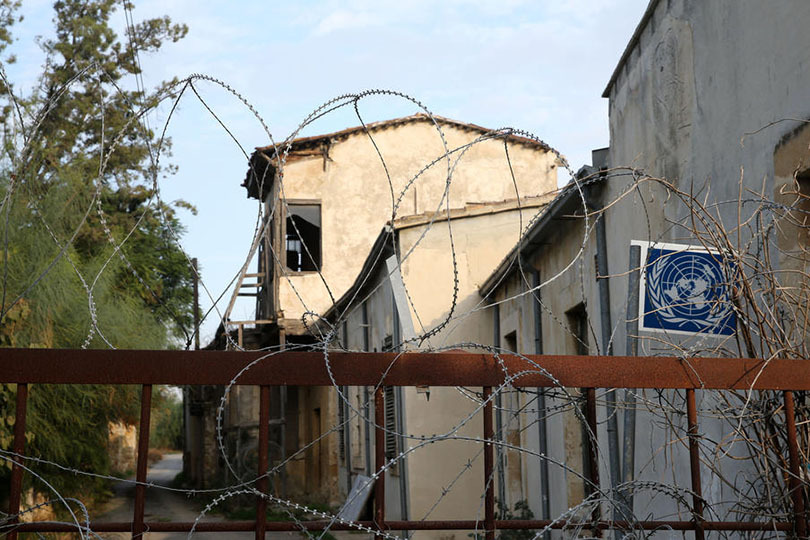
566, 303, 593, 499
504, 330, 517, 353
797, 169, 810, 247
566, 304, 589, 356
285, 204, 321, 271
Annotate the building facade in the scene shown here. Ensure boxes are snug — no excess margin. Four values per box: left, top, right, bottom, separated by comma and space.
320, 194, 553, 530
478, 0, 810, 535
188, 114, 560, 506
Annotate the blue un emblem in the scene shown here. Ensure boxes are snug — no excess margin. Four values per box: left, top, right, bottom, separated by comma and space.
640, 243, 736, 336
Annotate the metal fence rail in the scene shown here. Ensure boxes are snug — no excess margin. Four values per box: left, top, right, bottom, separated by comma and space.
1, 349, 808, 539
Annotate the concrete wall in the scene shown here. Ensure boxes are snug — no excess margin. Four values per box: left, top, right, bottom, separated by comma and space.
275, 119, 558, 325
333, 202, 556, 539
487, 0, 810, 532
490, 207, 608, 534
607, 0, 810, 220
107, 421, 137, 474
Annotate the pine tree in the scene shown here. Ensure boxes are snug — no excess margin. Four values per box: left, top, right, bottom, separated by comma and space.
0, 0, 192, 504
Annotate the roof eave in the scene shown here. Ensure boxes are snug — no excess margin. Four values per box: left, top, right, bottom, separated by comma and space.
601, 0, 661, 98
478, 177, 602, 299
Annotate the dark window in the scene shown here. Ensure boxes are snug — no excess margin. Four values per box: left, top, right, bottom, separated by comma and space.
504, 330, 517, 353
797, 169, 810, 245
566, 303, 593, 498
286, 204, 321, 271
566, 303, 589, 356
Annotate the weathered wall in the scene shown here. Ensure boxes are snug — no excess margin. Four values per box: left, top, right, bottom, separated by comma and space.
542, 0, 810, 527
491, 210, 605, 529
107, 421, 137, 474
773, 122, 810, 324
607, 0, 810, 233
276, 119, 558, 325
334, 202, 556, 538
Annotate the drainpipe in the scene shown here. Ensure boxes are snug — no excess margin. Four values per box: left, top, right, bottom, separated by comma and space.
393, 291, 410, 527
362, 302, 372, 477
492, 303, 506, 510
342, 321, 353, 496
532, 269, 551, 537
622, 244, 642, 524
592, 185, 622, 538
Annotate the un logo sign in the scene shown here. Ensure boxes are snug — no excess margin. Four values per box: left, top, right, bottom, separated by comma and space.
636, 242, 736, 336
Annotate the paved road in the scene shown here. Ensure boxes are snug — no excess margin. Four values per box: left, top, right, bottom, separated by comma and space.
95, 453, 369, 540
96, 452, 256, 539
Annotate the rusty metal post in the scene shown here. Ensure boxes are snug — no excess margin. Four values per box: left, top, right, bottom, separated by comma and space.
783, 390, 807, 538
256, 385, 270, 539
132, 384, 153, 539
685, 389, 705, 540
192, 258, 200, 350
7, 383, 28, 540
584, 388, 601, 536
374, 387, 386, 531
483, 386, 495, 540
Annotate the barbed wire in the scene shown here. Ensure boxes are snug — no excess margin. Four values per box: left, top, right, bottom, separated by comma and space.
0, 35, 808, 540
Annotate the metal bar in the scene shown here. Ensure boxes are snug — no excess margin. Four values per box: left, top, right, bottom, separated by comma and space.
594, 198, 621, 540
492, 305, 507, 511
256, 385, 270, 539
374, 387, 386, 530
7, 519, 795, 533
686, 389, 705, 540
132, 384, 153, 539
192, 257, 200, 350
360, 385, 371, 480
784, 390, 807, 538
483, 386, 495, 540
6, 349, 810, 390
279, 331, 288, 500
584, 387, 601, 535
531, 270, 551, 535
6, 383, 28, 540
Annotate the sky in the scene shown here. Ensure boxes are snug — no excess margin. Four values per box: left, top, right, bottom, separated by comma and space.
7, 0, 648, 346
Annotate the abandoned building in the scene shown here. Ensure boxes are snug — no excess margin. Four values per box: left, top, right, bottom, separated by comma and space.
185, 113, 560, 502
477, 0, 810, 533
316, 192, 553, 526
183, 0, 810, 532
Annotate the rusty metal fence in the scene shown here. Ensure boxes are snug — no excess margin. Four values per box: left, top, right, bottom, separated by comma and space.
1, 348, 809, 538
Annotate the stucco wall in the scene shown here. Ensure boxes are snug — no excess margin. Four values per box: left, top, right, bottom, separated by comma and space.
515, 1, 810, 527
276, 120, 558, 325
332, 202, 556, 538
608, 0, 810, 215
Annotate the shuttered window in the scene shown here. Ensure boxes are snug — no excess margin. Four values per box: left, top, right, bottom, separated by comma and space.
383, 385, 399, 475
382, 334, 400, 474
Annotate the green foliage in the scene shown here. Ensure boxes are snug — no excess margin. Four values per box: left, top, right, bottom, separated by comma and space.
0, 0, 191, 506
150, 386, 183, 450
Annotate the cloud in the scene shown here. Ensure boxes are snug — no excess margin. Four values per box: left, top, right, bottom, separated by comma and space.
313, 10, 384, 35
